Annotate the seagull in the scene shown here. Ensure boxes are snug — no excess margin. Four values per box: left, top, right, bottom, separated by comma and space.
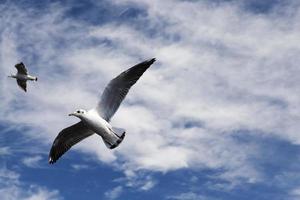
49, 58, 156, 164
8, 62, 38, 92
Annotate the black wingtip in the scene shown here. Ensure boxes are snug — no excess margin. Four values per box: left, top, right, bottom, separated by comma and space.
148, 58, 156, 64
48, 157, 55, 164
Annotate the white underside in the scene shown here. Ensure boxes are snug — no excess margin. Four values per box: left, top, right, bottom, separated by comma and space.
83, 109, 120, 146
15, 74, 37, 81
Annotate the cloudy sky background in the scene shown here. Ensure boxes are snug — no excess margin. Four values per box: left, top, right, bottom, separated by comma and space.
1, 0, 300, 199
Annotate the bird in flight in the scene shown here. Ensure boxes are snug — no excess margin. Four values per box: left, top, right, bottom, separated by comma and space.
8, 62, 38, 92
49, 58, 156, 164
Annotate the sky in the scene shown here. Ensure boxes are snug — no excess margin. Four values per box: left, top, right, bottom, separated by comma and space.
0, 0, 300, 199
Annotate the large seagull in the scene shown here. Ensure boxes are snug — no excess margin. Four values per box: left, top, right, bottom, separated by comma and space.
8, 62, 38, 92
49, 58, 156, 164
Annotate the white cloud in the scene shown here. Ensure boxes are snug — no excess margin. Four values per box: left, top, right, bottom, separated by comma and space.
140, 179, 156, 191
0, 147, 11, 156
1, 0, 300, 190
0, 167, 61, 200
167, 191, 217, 200
24, 188, 60, 200
114, 170, 157, 191
22, 155, 43, 168
290, 187, 300, 198
71, 164, 89, 170
104, 186, 123, 200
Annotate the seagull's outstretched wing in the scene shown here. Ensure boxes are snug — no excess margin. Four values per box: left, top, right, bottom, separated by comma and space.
97, 58, 156, 121
17, 80, 27, 92
15, 62, 28, 75
49, 122, 94, 164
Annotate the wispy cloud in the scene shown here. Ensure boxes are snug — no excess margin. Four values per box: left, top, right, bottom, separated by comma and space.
1, 0, 300, 195
140, 179, 156, 191
0, 147, 11, 156
104, 186, 123, 200
0, 167, 61, 200
71, 164, 89, 171
113, 169, 159, 191
22, 155, 43, 168
167, 191, 218, 200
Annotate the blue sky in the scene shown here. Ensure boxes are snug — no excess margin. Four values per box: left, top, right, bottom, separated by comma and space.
1, 0, 300, 199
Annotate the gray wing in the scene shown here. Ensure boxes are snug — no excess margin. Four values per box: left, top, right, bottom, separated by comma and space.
97, 58, 156, 121
15, 62, 28, 75
17, 80, 27, 92
49, 122, 94, 164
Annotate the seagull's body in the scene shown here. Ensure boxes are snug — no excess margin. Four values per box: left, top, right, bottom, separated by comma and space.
10, 74, 37, 81
8, 62, 38, 92
76, 109, 123, 147
49, 58, 156, 164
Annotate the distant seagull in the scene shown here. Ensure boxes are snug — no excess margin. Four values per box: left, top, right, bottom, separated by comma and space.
8, 62, 38, 92
49, 58, 156, 164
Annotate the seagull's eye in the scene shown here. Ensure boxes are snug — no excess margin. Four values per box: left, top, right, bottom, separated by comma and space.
77, 110, 80, 114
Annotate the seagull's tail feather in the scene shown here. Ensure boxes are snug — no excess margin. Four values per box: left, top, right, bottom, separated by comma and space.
35, 77, 38, 81
112, 127, 126, 138
104, 127, 126, 149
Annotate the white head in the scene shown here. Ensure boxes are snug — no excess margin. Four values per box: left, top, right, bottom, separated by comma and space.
68, 109, 87, 118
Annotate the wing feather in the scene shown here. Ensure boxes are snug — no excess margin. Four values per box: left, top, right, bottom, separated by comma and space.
15, 62, 28, 75
97, 58, 156, 121
17, 80, 27, 92
49, 122, 94, 164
